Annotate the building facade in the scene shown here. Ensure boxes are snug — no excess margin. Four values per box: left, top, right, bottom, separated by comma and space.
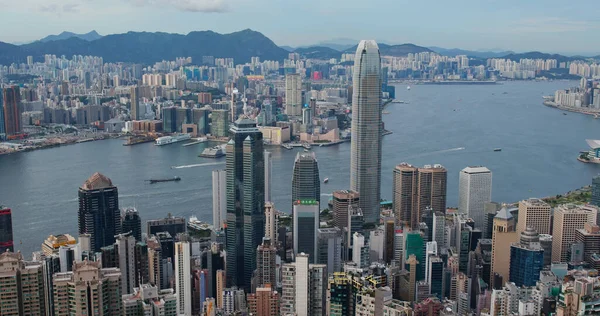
458, 166, 492, 230
291, 152, 321, 207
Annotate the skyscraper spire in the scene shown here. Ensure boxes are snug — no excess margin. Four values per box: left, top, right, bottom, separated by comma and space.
350, 40, 382, 223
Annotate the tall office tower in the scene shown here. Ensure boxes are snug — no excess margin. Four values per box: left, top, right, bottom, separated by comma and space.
211, 109, 230, 138
285, 73, 302, 116
517, 198, 551, 235
0, 252, 45, 315
147, 214, 186, 238
265, 151, 272, 202
293, 200, 319, 262
0, 207, 14, 253
552, 204, 598, 263
592, 175, 600, 207
121, 207, 142, 241
3, 86, 22, 136
212, 169, 227, 230
393, 163, 447, 229
53, 261, 121, 315
280, 263, 296, 315
384, 220, 395, 264
458, 166, 492, 229
576, 223, 600, 270
509, 227, 544, 287
225, 118, 265, 291
428, 256, 444, 299
538, 234, 553, 267
216, 270, 226, 309
432, 212, 446, 249
317, 227, 342, 275
352, 232, 369, 268
130, 86, 140, 120
78, 172, 121, 252
425, 241, 438, 282
309, 264, 328, 316
332, 190, 360, 231
247, 285, 280, 316
291, 152, 321, 206
38, 253, 60, 316
350, 40, 382, 224
405, 231, 425, 281
394, 229, 405, 267
484, 202, 501, 239
254, 237, 277, 290
369, 228, 385, 262
490, 207, 518, 289
175, 239, 192, 315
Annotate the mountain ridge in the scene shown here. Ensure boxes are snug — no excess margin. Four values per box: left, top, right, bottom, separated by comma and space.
39, 30, 103, 43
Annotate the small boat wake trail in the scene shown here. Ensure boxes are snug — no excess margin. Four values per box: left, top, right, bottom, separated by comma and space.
402, 147, 465, 160
171, 162, 225, 169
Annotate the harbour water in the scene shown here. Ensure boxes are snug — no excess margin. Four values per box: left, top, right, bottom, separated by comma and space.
2, 80, 600, 256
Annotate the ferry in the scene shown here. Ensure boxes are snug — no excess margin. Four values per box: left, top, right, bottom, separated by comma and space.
323, 178, 329, 183
494, 148, 502, 152
282, 144, 293, 150
199, 146, 226, 158
407, 86, 411, 90
155, 134, 191, 146
302, 143, 312, 150
148, 176, 181, 184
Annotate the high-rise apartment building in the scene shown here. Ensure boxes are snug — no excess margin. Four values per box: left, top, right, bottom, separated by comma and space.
2, 86, 22, 136
216, 270, 226, 309
393, 163, 447, 229
121, 284, 177, 316
458, 166, 492, 229
509, 227, 544, 287
175, 239, 192, 315
0, 90, 4, 140
247, 285, 280, 316
292, 152, 321, 207
130, 86, 140, 120
212, 169, 226, 230
0, 252, 45, 315
285, 73, 302, 116
121, 207, 142, 241
254, 237, 277, 290
293, 200, 319, 263
552, 204, 598, 263
332, 190, 360, 230
225, 118, 265, 291
350, 40, 382, 224
280, 263, 296, 315
116, 233, 137, 294
53, 260, 122, 315
78, 173, 122, 252
0, 207, 14, 253
264, 202, 278, 243
517, 198, 551, 235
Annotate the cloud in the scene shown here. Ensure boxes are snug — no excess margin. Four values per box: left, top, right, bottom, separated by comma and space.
38, 3, 80, 14
132, 0, 229, 12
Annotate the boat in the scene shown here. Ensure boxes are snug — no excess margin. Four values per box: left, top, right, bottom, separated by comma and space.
323, 178, 329, 183
148, 176, 181, 184
199, 146, 226, 158
563, 113, 568, 116
282, 144, 293, 150
382, 111, 390, 114
302, 143, 311, 150
407, 86, 411, 90
155, 134, 191, 146
494, 148, 502, 152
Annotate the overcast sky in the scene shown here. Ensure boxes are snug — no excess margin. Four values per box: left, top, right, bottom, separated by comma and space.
0, 0, 599, 54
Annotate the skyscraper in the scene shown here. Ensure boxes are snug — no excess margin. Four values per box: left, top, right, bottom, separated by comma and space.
264, 202, 278, 242
247, 285, 280, 316
517, 198, 552, 236
350, 40, 382, 224
393, 163, 447, 229
211, 109, 230, 138
293, 200, 319, 263
552, 204, 598, 263
2, 86, 22, 136
509, 227, 544, 287
592, 175, 600, 207
147, 214, 186, 238
285, 73, 302, 116
0, 207, 14, 253
575, 223, 600, 270
121, 207, 142, 241
130, 86, 140, 120
490, 207, 518, 288
254, 237, 277, 290
225, 118, 265, 291
78, 173, 122, 252
458, 166, 492, 229
265, 151, 272, 203
0, 90, 5, 140
116, 233, 137, 294
212, 169, 226, 230
332, 190, 359, 231
175, 239, 192, 315
317, 227, 342, 275
292, 152, 320, 207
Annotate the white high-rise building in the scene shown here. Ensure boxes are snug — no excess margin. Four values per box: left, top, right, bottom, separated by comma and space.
352, 232, 368, 268
458, 166, 492, 229
264, 150, 272, 202
264, 202, 278, 243
350, 40, 382, 224
285, 73, 302, 116
175, 240, 191, 316
295, 254, 309, 316
369, 228, 385, 262
432, 212, 446, 248
425, 241, 438, 282
212, 170, 226, 230
116, 233, 136, 294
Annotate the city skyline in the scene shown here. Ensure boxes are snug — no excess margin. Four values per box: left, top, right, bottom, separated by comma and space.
1, 0, 600, 54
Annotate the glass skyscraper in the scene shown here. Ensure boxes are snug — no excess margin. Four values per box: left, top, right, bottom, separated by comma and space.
225, 118, 265, 291
592, 175, 600, 207
291, 152, 320, 207
509, 227, 545, 287
350, 40, 382, 224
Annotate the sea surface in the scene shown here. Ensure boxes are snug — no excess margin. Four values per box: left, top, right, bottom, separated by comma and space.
2, 81, 600, 256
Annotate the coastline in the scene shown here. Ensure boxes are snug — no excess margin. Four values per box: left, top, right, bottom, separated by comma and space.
543, 100, 600, 118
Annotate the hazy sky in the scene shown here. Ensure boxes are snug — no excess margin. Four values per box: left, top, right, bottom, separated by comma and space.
1, 0, 599, 54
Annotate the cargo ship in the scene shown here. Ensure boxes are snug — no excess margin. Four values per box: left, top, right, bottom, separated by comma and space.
148, 176, 181, 184
155, 134, 191, 146
199, 146, 226, 158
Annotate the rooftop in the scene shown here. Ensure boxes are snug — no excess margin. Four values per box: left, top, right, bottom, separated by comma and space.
81, 172, 113, 190
461, 166, 491, 174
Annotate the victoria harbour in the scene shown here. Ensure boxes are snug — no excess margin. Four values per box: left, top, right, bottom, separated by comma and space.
2, 80, 599, 256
